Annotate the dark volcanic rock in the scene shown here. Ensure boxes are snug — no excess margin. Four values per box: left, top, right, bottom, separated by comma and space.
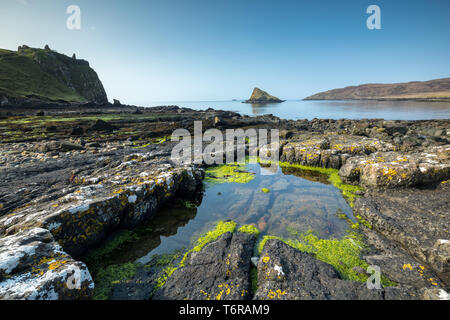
70, 126, 84, 136
353, 182, 450, 285
90, 119, 116, 132
254, 239, 421, 300
153, 231, 256, 300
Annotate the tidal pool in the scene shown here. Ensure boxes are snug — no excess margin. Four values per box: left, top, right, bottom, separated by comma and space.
97, 161, 356, 266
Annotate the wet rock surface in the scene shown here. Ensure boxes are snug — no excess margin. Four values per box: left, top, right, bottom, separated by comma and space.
254, 239, 422, 300
354, 182, 450, 286
154, 231, 256, 300
0, 105, 449, 299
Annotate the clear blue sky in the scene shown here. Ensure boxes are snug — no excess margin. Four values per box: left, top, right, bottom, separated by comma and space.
1, 0, 449, 103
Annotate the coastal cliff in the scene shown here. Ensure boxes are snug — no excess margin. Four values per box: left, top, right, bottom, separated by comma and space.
0, 45, 108, 107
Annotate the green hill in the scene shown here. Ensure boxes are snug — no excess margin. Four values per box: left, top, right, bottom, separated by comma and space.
304, 78, 450, 102
0, 45, 108, 107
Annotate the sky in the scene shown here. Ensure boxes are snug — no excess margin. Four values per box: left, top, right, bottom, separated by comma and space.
1, 0, 450, 104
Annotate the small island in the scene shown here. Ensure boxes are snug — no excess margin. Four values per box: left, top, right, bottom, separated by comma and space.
243, 87, 285, 104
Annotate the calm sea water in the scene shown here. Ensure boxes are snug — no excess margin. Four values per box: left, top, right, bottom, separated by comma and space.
143, 100, 450, 120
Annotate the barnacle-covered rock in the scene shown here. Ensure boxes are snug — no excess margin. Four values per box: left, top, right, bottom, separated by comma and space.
339, 146, 450, 188
0, 152, 204, 256
0, 228, 93, 300
280, 134, 395, 169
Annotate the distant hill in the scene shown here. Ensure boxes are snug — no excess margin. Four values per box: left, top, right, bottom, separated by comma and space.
244, 87, 284, 103
0, 45, 108, 107
304, 78, 450, 102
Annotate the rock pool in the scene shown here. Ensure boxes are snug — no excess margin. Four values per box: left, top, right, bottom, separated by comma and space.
88, 161, 355, 269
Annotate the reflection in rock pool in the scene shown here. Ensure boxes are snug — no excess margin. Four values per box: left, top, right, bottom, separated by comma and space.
84, 161, 359, 299
131, 162, 354, 264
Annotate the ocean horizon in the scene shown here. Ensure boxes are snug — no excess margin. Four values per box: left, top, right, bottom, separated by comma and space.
138, 99, 450, 120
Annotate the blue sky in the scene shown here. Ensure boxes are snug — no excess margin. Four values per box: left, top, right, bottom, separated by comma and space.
1, 0, 449, 103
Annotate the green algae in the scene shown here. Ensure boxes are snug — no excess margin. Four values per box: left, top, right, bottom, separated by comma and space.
337, 210, 373, 230
257, 158, 363, 207
92, 262, 138, 300
238, 224, 260, 236
152, 266, 177, 296
257, 231, 368, 281
84, 229, 139, 274
183, 200, 197, 209
279, 162, 363, 207
257, 230, 395, 286
250, 267, 258, 293
179, 220, 237, 267
205, 163, 255, 186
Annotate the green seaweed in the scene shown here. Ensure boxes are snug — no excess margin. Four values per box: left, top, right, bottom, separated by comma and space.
84, 229, 139, 274
152, 266, 177, 296
238, 224, 260, 236
92, 262, 138, 300
183, 200, 197, 209
257, 158, 363, 207
257, 230, 395, 287
205, 163, 255, 186
250, 267, 258, 293
179, 220, 237, 267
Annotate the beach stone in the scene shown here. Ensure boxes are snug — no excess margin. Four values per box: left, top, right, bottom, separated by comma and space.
0, 228, 93, 300
154, 231, 256, 300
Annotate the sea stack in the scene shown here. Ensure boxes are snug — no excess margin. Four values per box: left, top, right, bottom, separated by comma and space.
244, 87, 284, 103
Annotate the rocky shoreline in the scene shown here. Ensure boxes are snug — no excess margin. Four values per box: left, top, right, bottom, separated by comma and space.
0, 105, 448, 300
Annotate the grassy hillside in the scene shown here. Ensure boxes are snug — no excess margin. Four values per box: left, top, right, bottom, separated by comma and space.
304, 78, 450, 101
0, 46, 107, 106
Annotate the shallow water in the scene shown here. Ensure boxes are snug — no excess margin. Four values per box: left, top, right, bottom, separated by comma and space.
143, 99, 450, 120
129, 162, 354, 264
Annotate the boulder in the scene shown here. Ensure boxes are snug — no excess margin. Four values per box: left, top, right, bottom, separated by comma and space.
0, 163, 204, 257
153, 231, 256, 300
339, 147, 450, 188
90, 119, 116, 132
70, 126, 84, 136
0, 228, 93, 300
280, 134, 395, 169
254, 239, 422, 300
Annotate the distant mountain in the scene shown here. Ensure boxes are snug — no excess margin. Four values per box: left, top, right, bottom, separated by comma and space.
244, 87, 284, 103
0, 45, 108, 107
304, 78, 450, 102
